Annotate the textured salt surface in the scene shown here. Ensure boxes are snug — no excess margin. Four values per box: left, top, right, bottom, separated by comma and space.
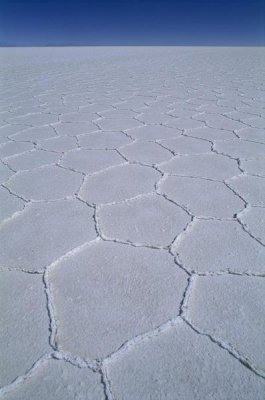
0, 47, 264, 399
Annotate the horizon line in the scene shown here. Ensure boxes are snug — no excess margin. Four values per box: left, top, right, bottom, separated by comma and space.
1, 44, 265, 48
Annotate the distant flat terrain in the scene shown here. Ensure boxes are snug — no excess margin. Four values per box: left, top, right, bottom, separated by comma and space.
0, 47, 265, 399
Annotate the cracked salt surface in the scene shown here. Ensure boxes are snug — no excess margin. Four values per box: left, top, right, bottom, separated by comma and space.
0, 46, 265, 399
49, 240, 187, 360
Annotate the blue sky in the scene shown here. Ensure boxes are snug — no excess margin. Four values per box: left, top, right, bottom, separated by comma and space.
0, 0, 264, 46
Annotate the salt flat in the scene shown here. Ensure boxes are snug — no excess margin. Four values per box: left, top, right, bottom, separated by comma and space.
0, 47, 265, 399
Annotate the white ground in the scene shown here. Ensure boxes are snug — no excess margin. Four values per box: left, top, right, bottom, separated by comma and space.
0, 47, 265, 399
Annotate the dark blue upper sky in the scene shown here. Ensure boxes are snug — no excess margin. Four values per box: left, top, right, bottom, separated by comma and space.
0, 0, 264, 46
